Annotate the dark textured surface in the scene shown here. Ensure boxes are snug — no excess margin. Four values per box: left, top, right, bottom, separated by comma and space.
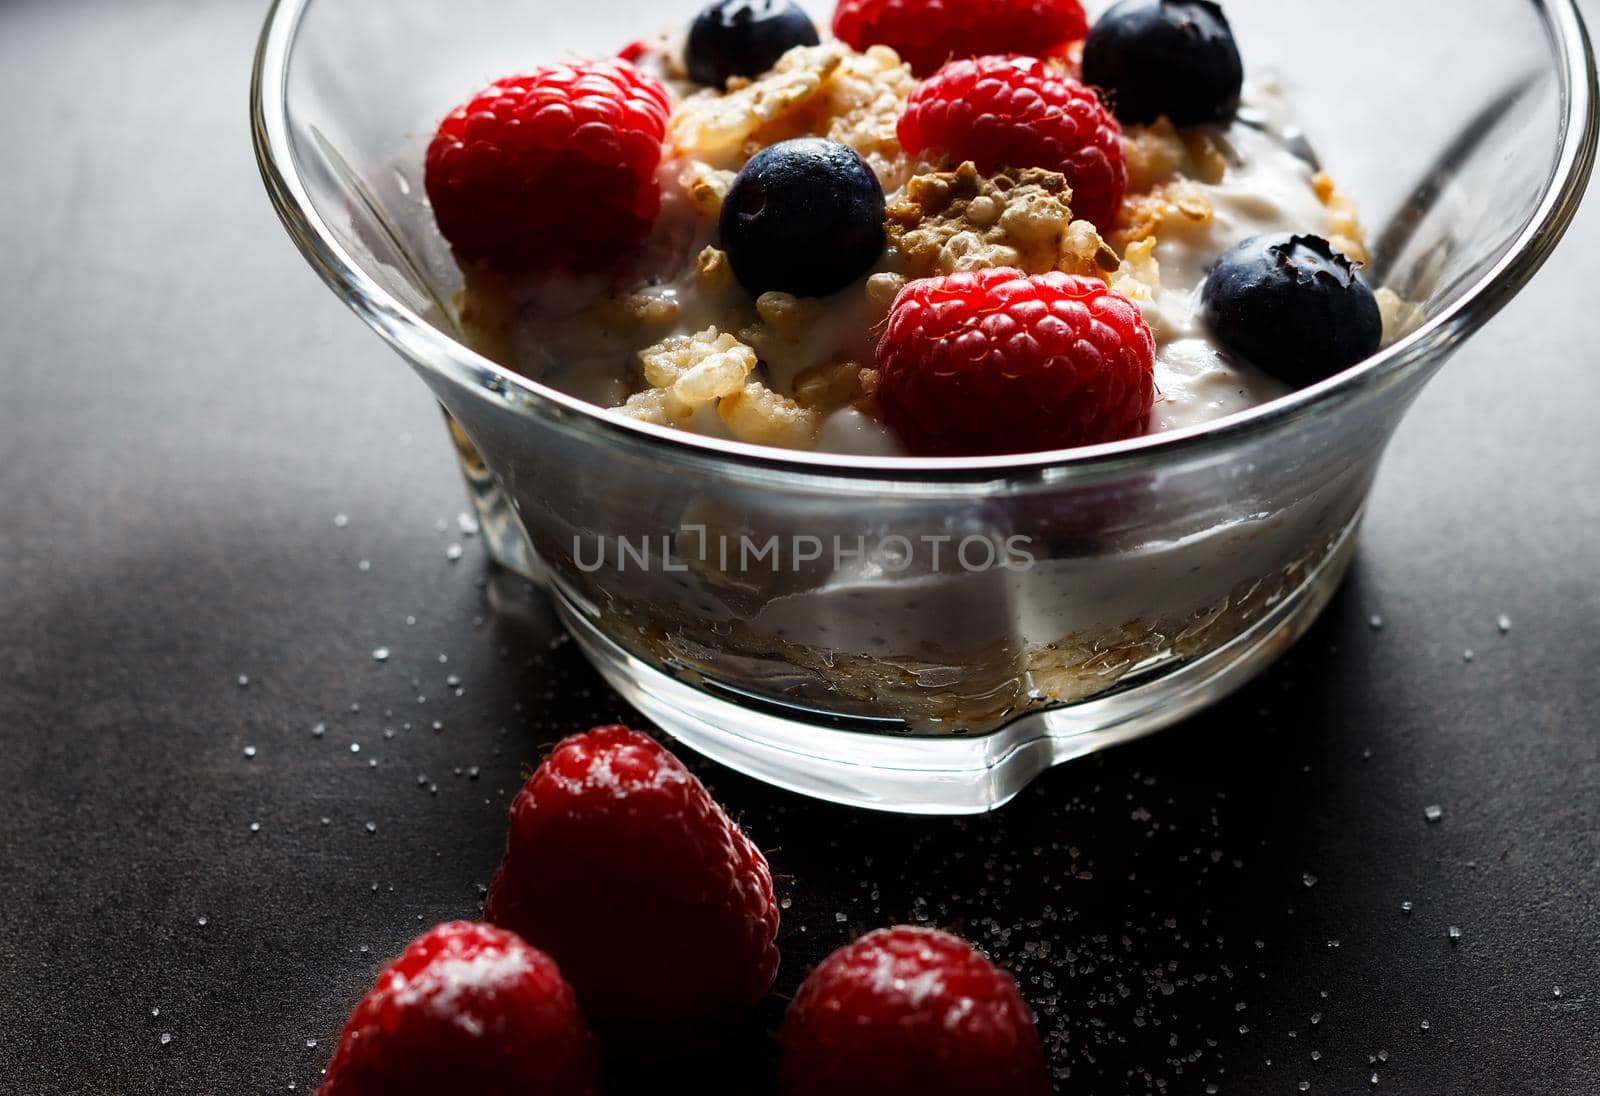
2, 1, 1598, 1093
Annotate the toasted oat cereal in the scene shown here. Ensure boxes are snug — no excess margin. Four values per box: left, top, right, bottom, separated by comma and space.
748, 45, 916, 189
669, 44, 848, 161
1113, 179, 1215, 251
886, 163, 1121, 279
639, 328, 758, 405
718, 382, 822, 448
1111, 237, 1162, 301
1122, 119, 1228, 194
1314, 171, 1370, 266
755, 291, 825, 339
669, 43, 915, 189
695, 245, 734, 293
682, 162, 739, 217
580, 291, 681, 336
619, 387, 696, 427
793, 360, 873, 414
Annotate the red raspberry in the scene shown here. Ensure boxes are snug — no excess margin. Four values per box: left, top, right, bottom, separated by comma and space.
778, 926, 1049, 1096
832, 0, 1088, 76
876, 268, 1155, 456
484, 726, 780, 1040
899, 55, 1126, 230
424, 61, 671, 276
318, 922, 599, 1096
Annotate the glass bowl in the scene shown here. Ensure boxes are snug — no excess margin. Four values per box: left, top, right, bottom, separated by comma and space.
253, 0, 1596, 814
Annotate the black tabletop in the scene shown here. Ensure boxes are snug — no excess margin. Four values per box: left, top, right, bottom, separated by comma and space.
3, 1, 1598, 1093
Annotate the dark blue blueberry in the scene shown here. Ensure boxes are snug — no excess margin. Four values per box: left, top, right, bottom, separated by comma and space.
1082, 0, 1244, 126
685, 0, 820, 89
1201, 234, 1383, 387
719, 138, 886, 299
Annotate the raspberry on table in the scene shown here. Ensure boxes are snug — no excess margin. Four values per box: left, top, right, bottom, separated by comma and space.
484, 726, 780, 1042
317, 922, 599, 1096
876, 268, 1155, 456
832, 0, 1089, 77
778, 926, 1050, 1096
424, 61, 671, 276
899, 55, 1127, 231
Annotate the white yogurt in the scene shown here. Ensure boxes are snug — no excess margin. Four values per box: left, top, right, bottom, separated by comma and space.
501, 96, 1340, 455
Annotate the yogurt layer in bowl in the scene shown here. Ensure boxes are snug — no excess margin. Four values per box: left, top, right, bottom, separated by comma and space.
430, 14, 1410, 738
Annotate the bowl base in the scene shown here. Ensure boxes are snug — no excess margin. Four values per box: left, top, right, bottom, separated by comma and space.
553, 512, 1363, 815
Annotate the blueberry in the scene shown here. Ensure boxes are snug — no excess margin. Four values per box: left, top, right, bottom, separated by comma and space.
686, 0, 820, 88
1201, 234, 1383, 387
720, 138, 886, 298
1082, 0, 1244, 126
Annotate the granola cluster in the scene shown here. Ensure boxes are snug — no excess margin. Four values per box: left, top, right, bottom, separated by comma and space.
621, 325, 823, 449
669, 43, 917, 191
885, 163, 1120, 279
1112, 119, 1223, 253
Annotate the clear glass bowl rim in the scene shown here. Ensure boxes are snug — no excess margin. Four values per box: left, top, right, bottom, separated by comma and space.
251, 0, 1598, 487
